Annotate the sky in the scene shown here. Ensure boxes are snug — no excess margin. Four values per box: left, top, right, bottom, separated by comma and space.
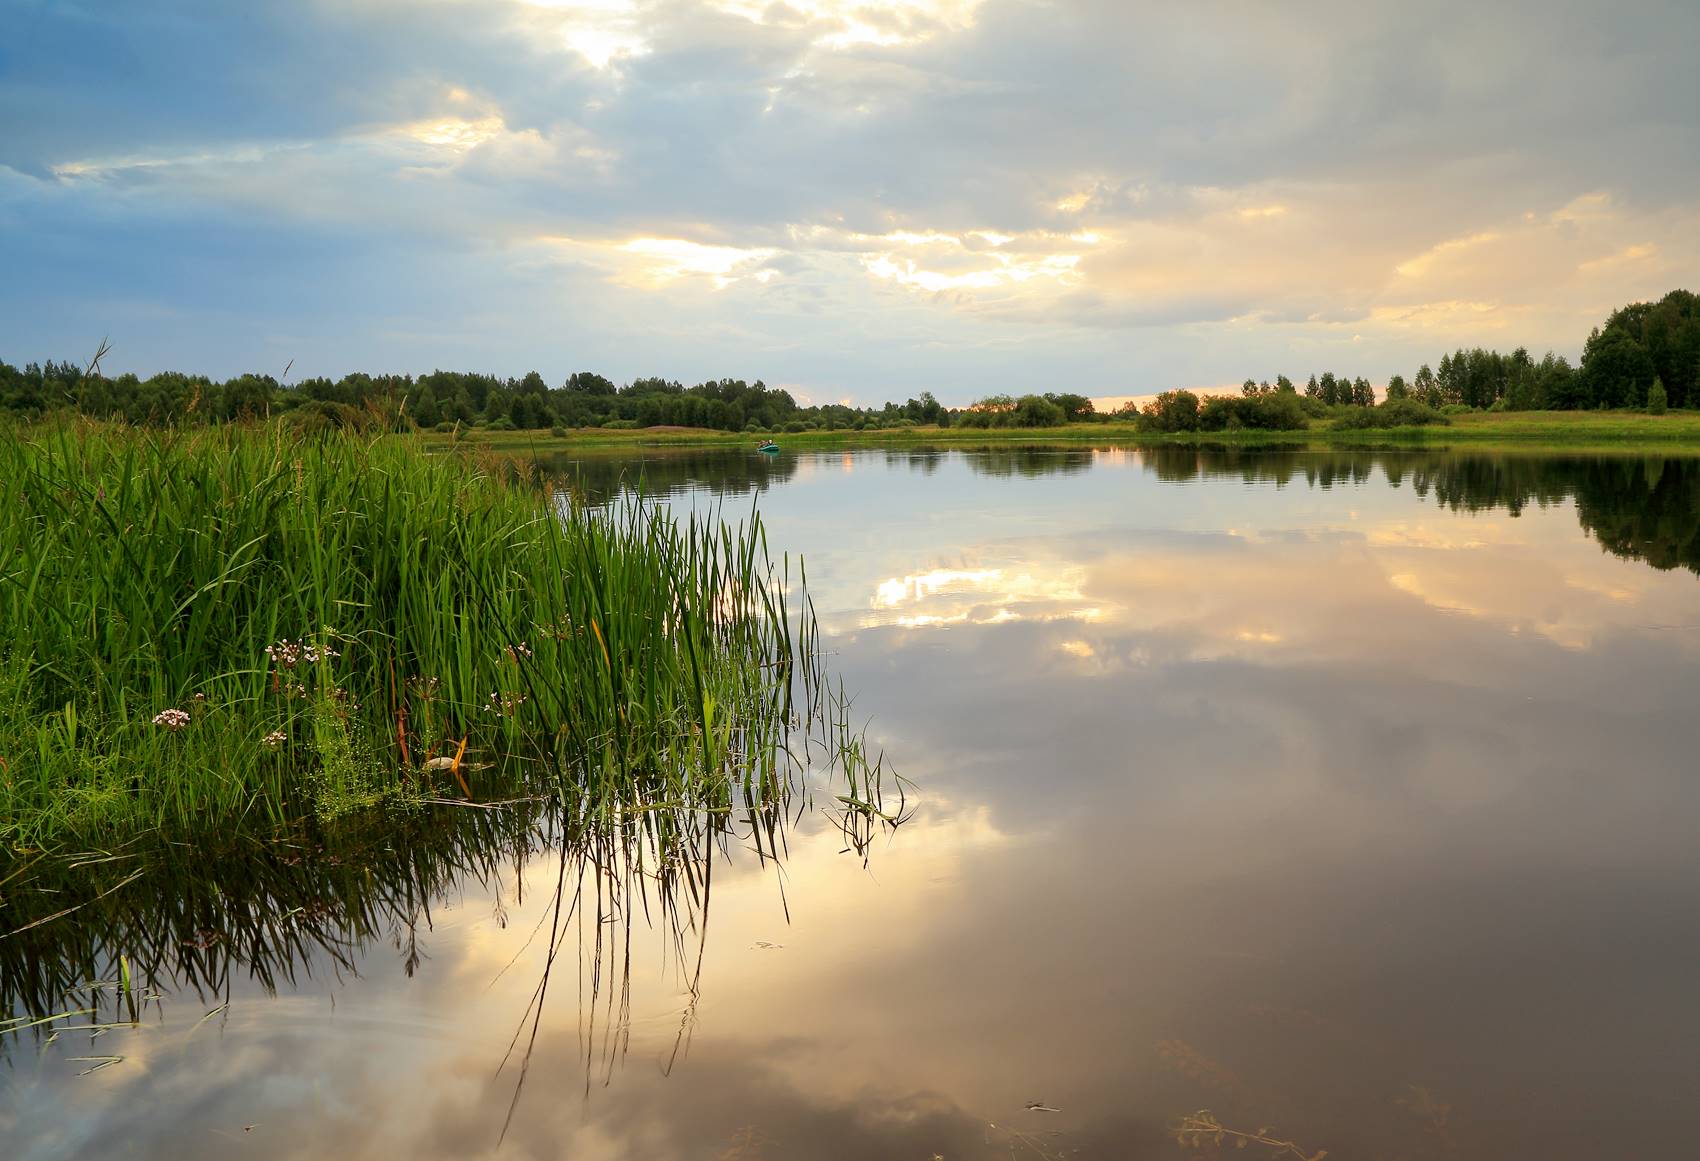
2, 0, 1697, 407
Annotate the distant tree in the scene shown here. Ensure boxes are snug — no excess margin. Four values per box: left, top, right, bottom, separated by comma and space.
1385, 374, 1410, 401
565, 371, 617, 396
1436, 352, 1463, 406
1276, 375, 1296, 394
1411, 364, 1440, 408
1648, 375, 1668, 414
1015, 395, 1067, 426
411, 389, 441, 429
1138, 390, 1201, 432
1590, 289, 1700, 408
1582, 326, 1657, 408
1046, 392, 1095, 422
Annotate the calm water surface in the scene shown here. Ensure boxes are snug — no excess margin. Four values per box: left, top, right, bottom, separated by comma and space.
6, 446, 1700, 1160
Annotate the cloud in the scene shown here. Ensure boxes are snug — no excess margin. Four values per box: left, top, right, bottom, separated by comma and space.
3, 0, 1699, 401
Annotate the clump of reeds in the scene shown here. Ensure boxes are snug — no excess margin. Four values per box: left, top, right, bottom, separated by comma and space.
0, 419, 848, 849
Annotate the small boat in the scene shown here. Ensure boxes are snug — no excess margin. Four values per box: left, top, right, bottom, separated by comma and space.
757, 440, 780, 454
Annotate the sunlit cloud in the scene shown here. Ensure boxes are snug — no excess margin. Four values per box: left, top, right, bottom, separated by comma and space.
7, 1, 1700, 395
1578, 243, 1656, 274
1366, 300, 1508, 331
1395, 231, 1501, 279
622, 237, 780, 285
864, 252, 1080, 293
874, 567, 1003, 608
709, 0, 986, 49
517, 0, 651, 67
398, 115, 507, 152
534, 234, 780, 289
864, 563, 1099, 630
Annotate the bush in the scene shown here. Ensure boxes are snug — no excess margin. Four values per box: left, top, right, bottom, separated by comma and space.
1333, 398, 1452, 428
1197, 392, 1309, 431
550, 425, 567, 438
602, 418, 639, 430
783, 421, 805, 433
1009, 396, 1063, 427
958, 394, 1067, 428
1136, 390, 1202, 432
433, 421, 458, 434
486, 417, 517, 432
287, 400, 375, 435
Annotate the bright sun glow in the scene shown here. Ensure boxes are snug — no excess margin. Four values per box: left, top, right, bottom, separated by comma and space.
709, 0, 984, 49
518, 0, 650, 67
620, 237, 779, 287
402, 115, 506, 151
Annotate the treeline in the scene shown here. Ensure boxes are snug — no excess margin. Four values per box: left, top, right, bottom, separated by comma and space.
0, 360, 970, 434
1125, 287, 1700, 432
1115, 375, 1450, 433
5, 290, 1692, 433
1263, 288, 1698, 418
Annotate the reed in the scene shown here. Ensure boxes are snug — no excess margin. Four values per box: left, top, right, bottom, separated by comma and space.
0, 419, 843, 850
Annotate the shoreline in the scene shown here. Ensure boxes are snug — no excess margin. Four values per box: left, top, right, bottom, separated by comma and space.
421, 410, 1700, 456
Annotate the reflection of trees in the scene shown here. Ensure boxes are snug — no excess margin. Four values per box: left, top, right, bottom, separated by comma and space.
1404, 455, 1700, 574
882, 448, 945, 475
533, 448, 800, 504
1574, 462, 1700, 573
1139, 448, 1700, 576
960, 446, 1095, 478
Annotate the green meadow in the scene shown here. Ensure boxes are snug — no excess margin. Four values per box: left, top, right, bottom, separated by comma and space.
426, 407, 1700, 455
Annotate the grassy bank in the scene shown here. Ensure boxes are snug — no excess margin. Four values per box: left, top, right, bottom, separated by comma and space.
0, 422, 831, 852
425, 409, 1700, 455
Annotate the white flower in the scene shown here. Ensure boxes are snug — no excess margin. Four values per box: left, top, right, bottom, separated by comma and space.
485, 691, 528, 716
266, 637, 340, 668
153, 708, 191, 731
262, 730, 287, 749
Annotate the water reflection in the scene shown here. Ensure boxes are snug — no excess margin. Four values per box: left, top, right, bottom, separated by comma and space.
1133, 446, 1700, 574
961, 445, 1096, 479
0, 802, 546, 1030
8, 445, 1700, 1160
532, 447, 799, 504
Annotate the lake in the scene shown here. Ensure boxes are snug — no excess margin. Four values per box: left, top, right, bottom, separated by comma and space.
5, 445, 1700, 1160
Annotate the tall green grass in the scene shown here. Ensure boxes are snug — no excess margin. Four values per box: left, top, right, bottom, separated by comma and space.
0, 420, 835, 850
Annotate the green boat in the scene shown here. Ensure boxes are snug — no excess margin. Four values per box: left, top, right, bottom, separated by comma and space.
757, 440, 780, 454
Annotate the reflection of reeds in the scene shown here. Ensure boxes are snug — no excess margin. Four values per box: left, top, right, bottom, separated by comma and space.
0, 802, 548, 1030
3, 720, 906, 1124
1156, 1038, 1245, 1097
1172, 1110, 1327, 1160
